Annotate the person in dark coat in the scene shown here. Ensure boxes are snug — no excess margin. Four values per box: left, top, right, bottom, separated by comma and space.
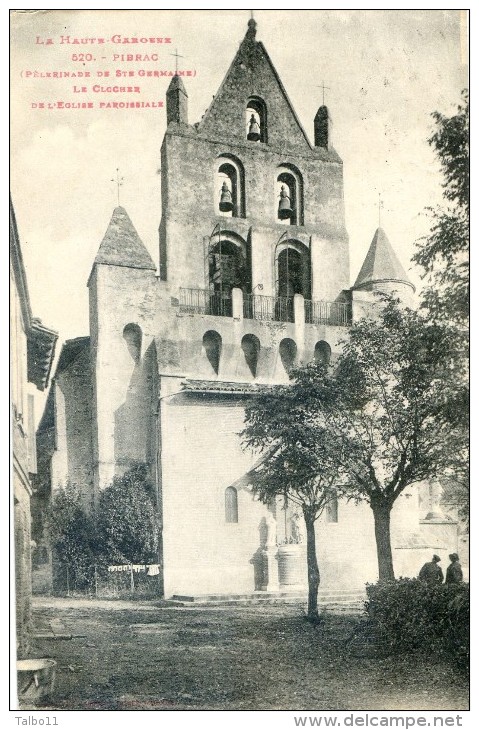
418, 554, 444, 584
445, 553, 463, 584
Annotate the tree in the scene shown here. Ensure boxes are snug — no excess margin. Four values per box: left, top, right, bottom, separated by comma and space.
413, 90, 469, 325
412, 91, 469, 520
96, 463, 160, 565
294, 299, 466, 581
245, 298, 465, 588
48, 482, 96, 591
242, 378, 350, 622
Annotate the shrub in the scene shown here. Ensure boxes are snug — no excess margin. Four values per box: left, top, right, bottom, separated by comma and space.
96, 463, 160, 566
48, 483, 97, 591
365, 578, 469, 672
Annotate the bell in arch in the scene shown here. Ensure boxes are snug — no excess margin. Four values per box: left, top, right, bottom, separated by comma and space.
247, 113, 261, 141
278, 185, 293, 220
219, 181, 234, 212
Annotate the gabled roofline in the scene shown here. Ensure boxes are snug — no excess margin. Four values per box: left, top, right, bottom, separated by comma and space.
196, 32, 313, 151
257, 41, 312, 150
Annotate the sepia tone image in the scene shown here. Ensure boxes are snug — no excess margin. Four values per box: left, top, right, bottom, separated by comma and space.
10, 9, 469, 714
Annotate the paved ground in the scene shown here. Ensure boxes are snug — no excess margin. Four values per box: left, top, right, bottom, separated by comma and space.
18, 596, 469, 711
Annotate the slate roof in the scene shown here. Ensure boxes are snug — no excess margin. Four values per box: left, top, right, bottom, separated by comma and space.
353, 227, 414, 291
27, 319, 58, 391
94, 207, 156, 271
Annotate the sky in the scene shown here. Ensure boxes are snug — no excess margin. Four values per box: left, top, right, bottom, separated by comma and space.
10, 9, 467, 344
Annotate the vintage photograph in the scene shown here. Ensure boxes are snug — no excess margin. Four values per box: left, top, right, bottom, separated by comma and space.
10, 8, 469, 715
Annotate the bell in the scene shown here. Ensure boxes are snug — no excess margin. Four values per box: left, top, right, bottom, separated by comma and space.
247, 114, 261, 141
219, 181, 234, 212
278, 185, 293, 220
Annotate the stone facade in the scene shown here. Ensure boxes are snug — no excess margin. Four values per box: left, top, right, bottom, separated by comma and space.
35, 19, 459, 599
11, 199, 57, 652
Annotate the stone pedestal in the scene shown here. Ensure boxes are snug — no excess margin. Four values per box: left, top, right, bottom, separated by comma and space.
278, 544, 304, 590
261, 547, 279, 591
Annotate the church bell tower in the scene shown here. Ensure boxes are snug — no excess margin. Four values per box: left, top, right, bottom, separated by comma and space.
159, 18, 350, 319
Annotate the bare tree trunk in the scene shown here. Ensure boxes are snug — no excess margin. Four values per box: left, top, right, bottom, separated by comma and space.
302, 506, 320, 622
371, 501, 395, 582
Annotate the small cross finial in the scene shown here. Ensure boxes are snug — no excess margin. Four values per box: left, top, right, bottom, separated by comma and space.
171, 48, 184, 74
318, 81, 331, 106
111, 168, 123, 207
378, 193, 384, 227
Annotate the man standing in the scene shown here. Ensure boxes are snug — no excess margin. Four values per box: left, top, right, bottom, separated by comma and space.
418, 554, 444, 584
445, 553, 463, 584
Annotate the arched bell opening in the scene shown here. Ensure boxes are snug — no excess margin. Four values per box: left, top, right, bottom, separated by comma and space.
241, 334, 260, 378
216, 156, 245, 218
276, 165, 303, 225
246, 97, 267, 143
208, 234, 251, 317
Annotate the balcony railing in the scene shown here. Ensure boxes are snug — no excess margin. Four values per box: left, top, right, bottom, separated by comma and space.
179, 288, 350, 326
179, 288, 232, 317
243, 294, 295, 322
304, 299, 350, 327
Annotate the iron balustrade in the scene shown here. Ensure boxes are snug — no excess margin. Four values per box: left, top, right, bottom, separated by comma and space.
179, 289, 351, 326
243, 294, 294, 322
179, 288, 232, 317
304, 299, 350, 326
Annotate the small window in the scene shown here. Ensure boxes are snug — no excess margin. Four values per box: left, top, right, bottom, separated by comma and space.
242, 334, 260, 378
203, 330, 222, 374
225, 487, 238, 523
326, 496, 338, 523
314, 341, 331, 366
123, 323, 142, 363
279, 338, 297, 373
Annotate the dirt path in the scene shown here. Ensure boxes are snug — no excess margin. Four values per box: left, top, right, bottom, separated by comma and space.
22, 597, 468, 711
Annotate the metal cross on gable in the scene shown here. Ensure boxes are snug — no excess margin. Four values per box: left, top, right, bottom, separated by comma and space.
170, 48, 184, 74
317, 81, 330, 106
111, 167, 124, 207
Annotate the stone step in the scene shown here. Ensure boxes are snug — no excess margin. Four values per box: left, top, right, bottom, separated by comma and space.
170, 589, 366, 606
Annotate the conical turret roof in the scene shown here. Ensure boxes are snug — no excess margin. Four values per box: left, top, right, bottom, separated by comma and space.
94, 206, 156, 271
353, 227, 414, 291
